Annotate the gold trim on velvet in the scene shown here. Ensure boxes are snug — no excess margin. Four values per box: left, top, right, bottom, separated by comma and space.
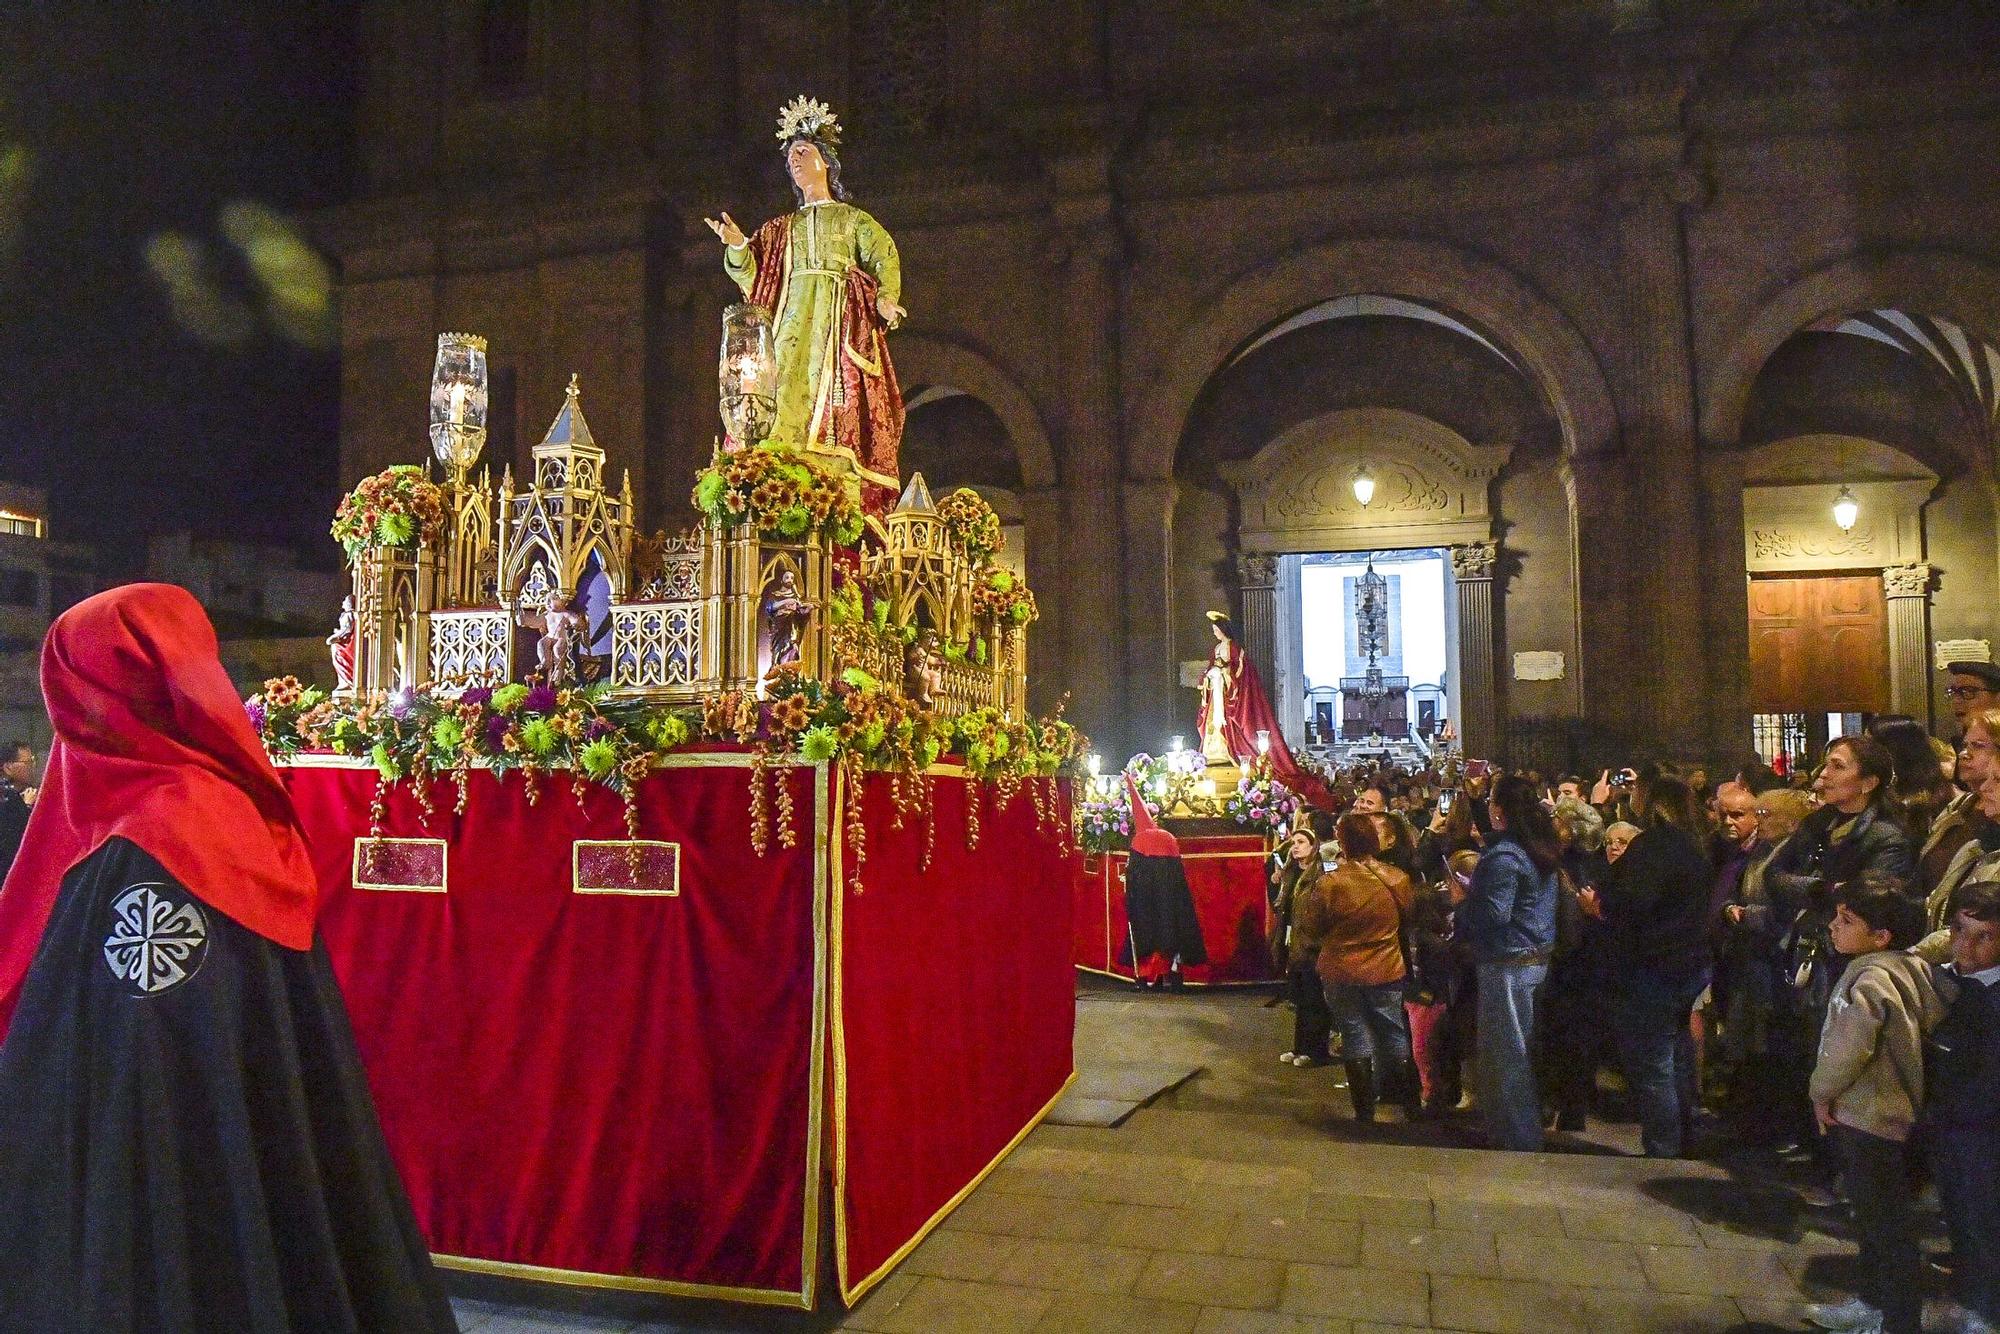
428, 1253, 811, 1309
828, 760, 1080, 1305
351, 837, 448, 892
275, 750, 812, 773
800, 759, 831, 1308
838, 1071, 1077, 1305
570, 840, 682, 896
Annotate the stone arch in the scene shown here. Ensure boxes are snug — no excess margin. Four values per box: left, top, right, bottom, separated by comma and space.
891, 331, 1058, 490
1128, 236, 1620, 481
1703, 249, 2000, 450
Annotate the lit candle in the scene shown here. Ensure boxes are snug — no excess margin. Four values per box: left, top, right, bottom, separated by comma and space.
448, 382, 468, 426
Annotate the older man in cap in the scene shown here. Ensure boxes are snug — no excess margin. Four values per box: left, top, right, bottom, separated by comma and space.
1945, 661, 2000, 738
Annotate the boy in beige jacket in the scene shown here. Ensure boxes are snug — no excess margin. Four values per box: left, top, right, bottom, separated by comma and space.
1806, 879, 1946, 1334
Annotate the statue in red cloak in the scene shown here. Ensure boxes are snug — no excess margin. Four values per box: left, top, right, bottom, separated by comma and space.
1196, 612, 1334, 810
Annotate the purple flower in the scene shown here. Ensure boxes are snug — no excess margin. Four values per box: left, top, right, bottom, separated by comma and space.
244, 699, 268, 732
485, 714, 511, 749
523, 684, 559, 715
585, 717, 615, 741
387, 686, 417, 721
461, 685, 493, 708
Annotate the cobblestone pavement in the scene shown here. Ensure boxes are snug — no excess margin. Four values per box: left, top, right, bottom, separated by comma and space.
451, 983, 1870, 1333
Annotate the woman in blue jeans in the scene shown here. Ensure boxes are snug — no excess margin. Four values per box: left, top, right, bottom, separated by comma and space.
1588, 773, 1715, 1158
1454, 776, 1562, 1151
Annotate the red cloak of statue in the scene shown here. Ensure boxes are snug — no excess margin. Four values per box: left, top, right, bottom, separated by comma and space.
1197, 637, 1336, 812
746, 213, 905, 518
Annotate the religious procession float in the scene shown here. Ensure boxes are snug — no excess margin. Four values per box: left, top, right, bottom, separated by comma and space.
253, 98, 1079, 1310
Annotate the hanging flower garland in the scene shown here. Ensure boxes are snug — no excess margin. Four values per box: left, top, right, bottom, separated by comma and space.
251, 670, 1091, 861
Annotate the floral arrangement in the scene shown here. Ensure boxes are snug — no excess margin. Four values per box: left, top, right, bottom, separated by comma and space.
331, 465, 448, 558
1076, 790, 1132, 853
246, 669, 1089, 872
936, 487, 1003, 561
971, 567, 1038, 627
1225, 767, 1301, 833
692, 446, 865, 546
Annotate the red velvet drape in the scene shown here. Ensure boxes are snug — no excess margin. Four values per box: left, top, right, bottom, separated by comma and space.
283, 757, 1076, 1309
290, 761, 827, 1304
832, 769, 1076, 1301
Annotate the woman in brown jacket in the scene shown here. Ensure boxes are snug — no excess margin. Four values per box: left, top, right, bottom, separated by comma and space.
1293, 812, 1421, 1122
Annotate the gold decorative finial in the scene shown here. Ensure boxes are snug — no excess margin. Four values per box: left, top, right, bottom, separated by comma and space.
775, 95, 841, 148
567, 372, 580, 396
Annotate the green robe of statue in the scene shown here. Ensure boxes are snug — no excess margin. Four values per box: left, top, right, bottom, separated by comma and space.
724, 200, 904, 499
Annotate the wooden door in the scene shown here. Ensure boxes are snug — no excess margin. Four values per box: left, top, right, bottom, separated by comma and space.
1747, 574, 1888, 714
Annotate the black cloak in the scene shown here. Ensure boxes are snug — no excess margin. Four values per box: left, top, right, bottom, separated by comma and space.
1120, 850, 1209, 966
0, 838, 457, 1332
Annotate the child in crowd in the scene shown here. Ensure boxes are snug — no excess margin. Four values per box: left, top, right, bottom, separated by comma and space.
1804, 878, 1944, 1334
1922, 878, 2000, 1334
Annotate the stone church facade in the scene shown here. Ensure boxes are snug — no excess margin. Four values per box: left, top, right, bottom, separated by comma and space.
319, 0, 2000, 764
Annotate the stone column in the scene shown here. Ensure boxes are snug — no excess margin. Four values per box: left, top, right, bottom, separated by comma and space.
1883, 563, 1935, 725
1235, 552, 1279, 693
1610, 148, 1709, 757
1047, 179, 1127, 753
1120, 478, 1177, 759
1699, 449, 1752, 759
1451, 542, 1500, 758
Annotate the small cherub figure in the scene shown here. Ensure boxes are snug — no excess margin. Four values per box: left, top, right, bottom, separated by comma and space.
518, 592, 587, 686
905, 628, 946, 708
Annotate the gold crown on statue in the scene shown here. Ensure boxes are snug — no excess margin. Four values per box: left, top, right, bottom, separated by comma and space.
775, 95, 842, 148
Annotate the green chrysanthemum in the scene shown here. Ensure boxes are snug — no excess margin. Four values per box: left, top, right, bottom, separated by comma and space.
579, 738, 619, 780
648, 714, 691, 748
917, 737, 942, 769
776, 503, 813, 537
332, 719, 364, 754
841, 667, 877, 691
377, 512, 415, 546
966, 742, 992, 772
298, 686, 325, 708
858, 721, 886, 753
370, 741, 400, 781
492, 683, 530, 715
987, 569, 1015, 593
521, 718, 558, 757
799, 724, 839, 764
694, 470, 727, 513
431, 716, 465, 753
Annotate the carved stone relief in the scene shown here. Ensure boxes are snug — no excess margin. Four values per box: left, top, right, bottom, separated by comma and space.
1220, 407, 1510, 553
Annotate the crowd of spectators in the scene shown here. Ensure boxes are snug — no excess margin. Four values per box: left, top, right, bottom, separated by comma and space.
1264, 663, 2000, 1333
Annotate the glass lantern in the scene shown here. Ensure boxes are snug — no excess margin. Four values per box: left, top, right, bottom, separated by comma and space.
719, 303, 778, 447
429, 332, 489, 480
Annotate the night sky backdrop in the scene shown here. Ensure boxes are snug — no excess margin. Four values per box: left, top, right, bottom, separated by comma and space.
0, 3, 357, 569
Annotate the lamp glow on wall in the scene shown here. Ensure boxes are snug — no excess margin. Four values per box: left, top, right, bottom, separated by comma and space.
1832, 485, 1860, 532
1352, 465, 1377, 507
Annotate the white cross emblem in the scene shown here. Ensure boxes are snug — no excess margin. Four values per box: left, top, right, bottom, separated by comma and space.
103, 884, 208, 995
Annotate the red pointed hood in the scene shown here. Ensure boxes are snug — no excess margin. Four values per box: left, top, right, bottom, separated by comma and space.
1125, 773, 1179, 857
0, 584, 319, 1040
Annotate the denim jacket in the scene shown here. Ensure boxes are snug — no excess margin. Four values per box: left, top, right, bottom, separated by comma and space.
1457, 833, 1559, 964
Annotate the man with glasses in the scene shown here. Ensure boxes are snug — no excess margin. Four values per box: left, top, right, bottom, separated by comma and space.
1944, 661, 2000, 738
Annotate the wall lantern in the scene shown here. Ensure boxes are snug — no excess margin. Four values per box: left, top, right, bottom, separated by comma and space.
1831, 485, 1860, 532
428, 332, 489, 483
1351, 465, 1377, 507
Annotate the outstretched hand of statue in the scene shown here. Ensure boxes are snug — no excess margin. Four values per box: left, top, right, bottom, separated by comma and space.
704, 212, 747, 248
875, 292, 905, 329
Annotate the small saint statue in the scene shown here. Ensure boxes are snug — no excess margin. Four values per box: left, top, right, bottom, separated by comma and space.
327, 595, 356, 691
760, 569, 815, 678
904, 628, 946, 708
1196, 610, 1334, 807
518, 592, 586, 687
705, 95, 906, 515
